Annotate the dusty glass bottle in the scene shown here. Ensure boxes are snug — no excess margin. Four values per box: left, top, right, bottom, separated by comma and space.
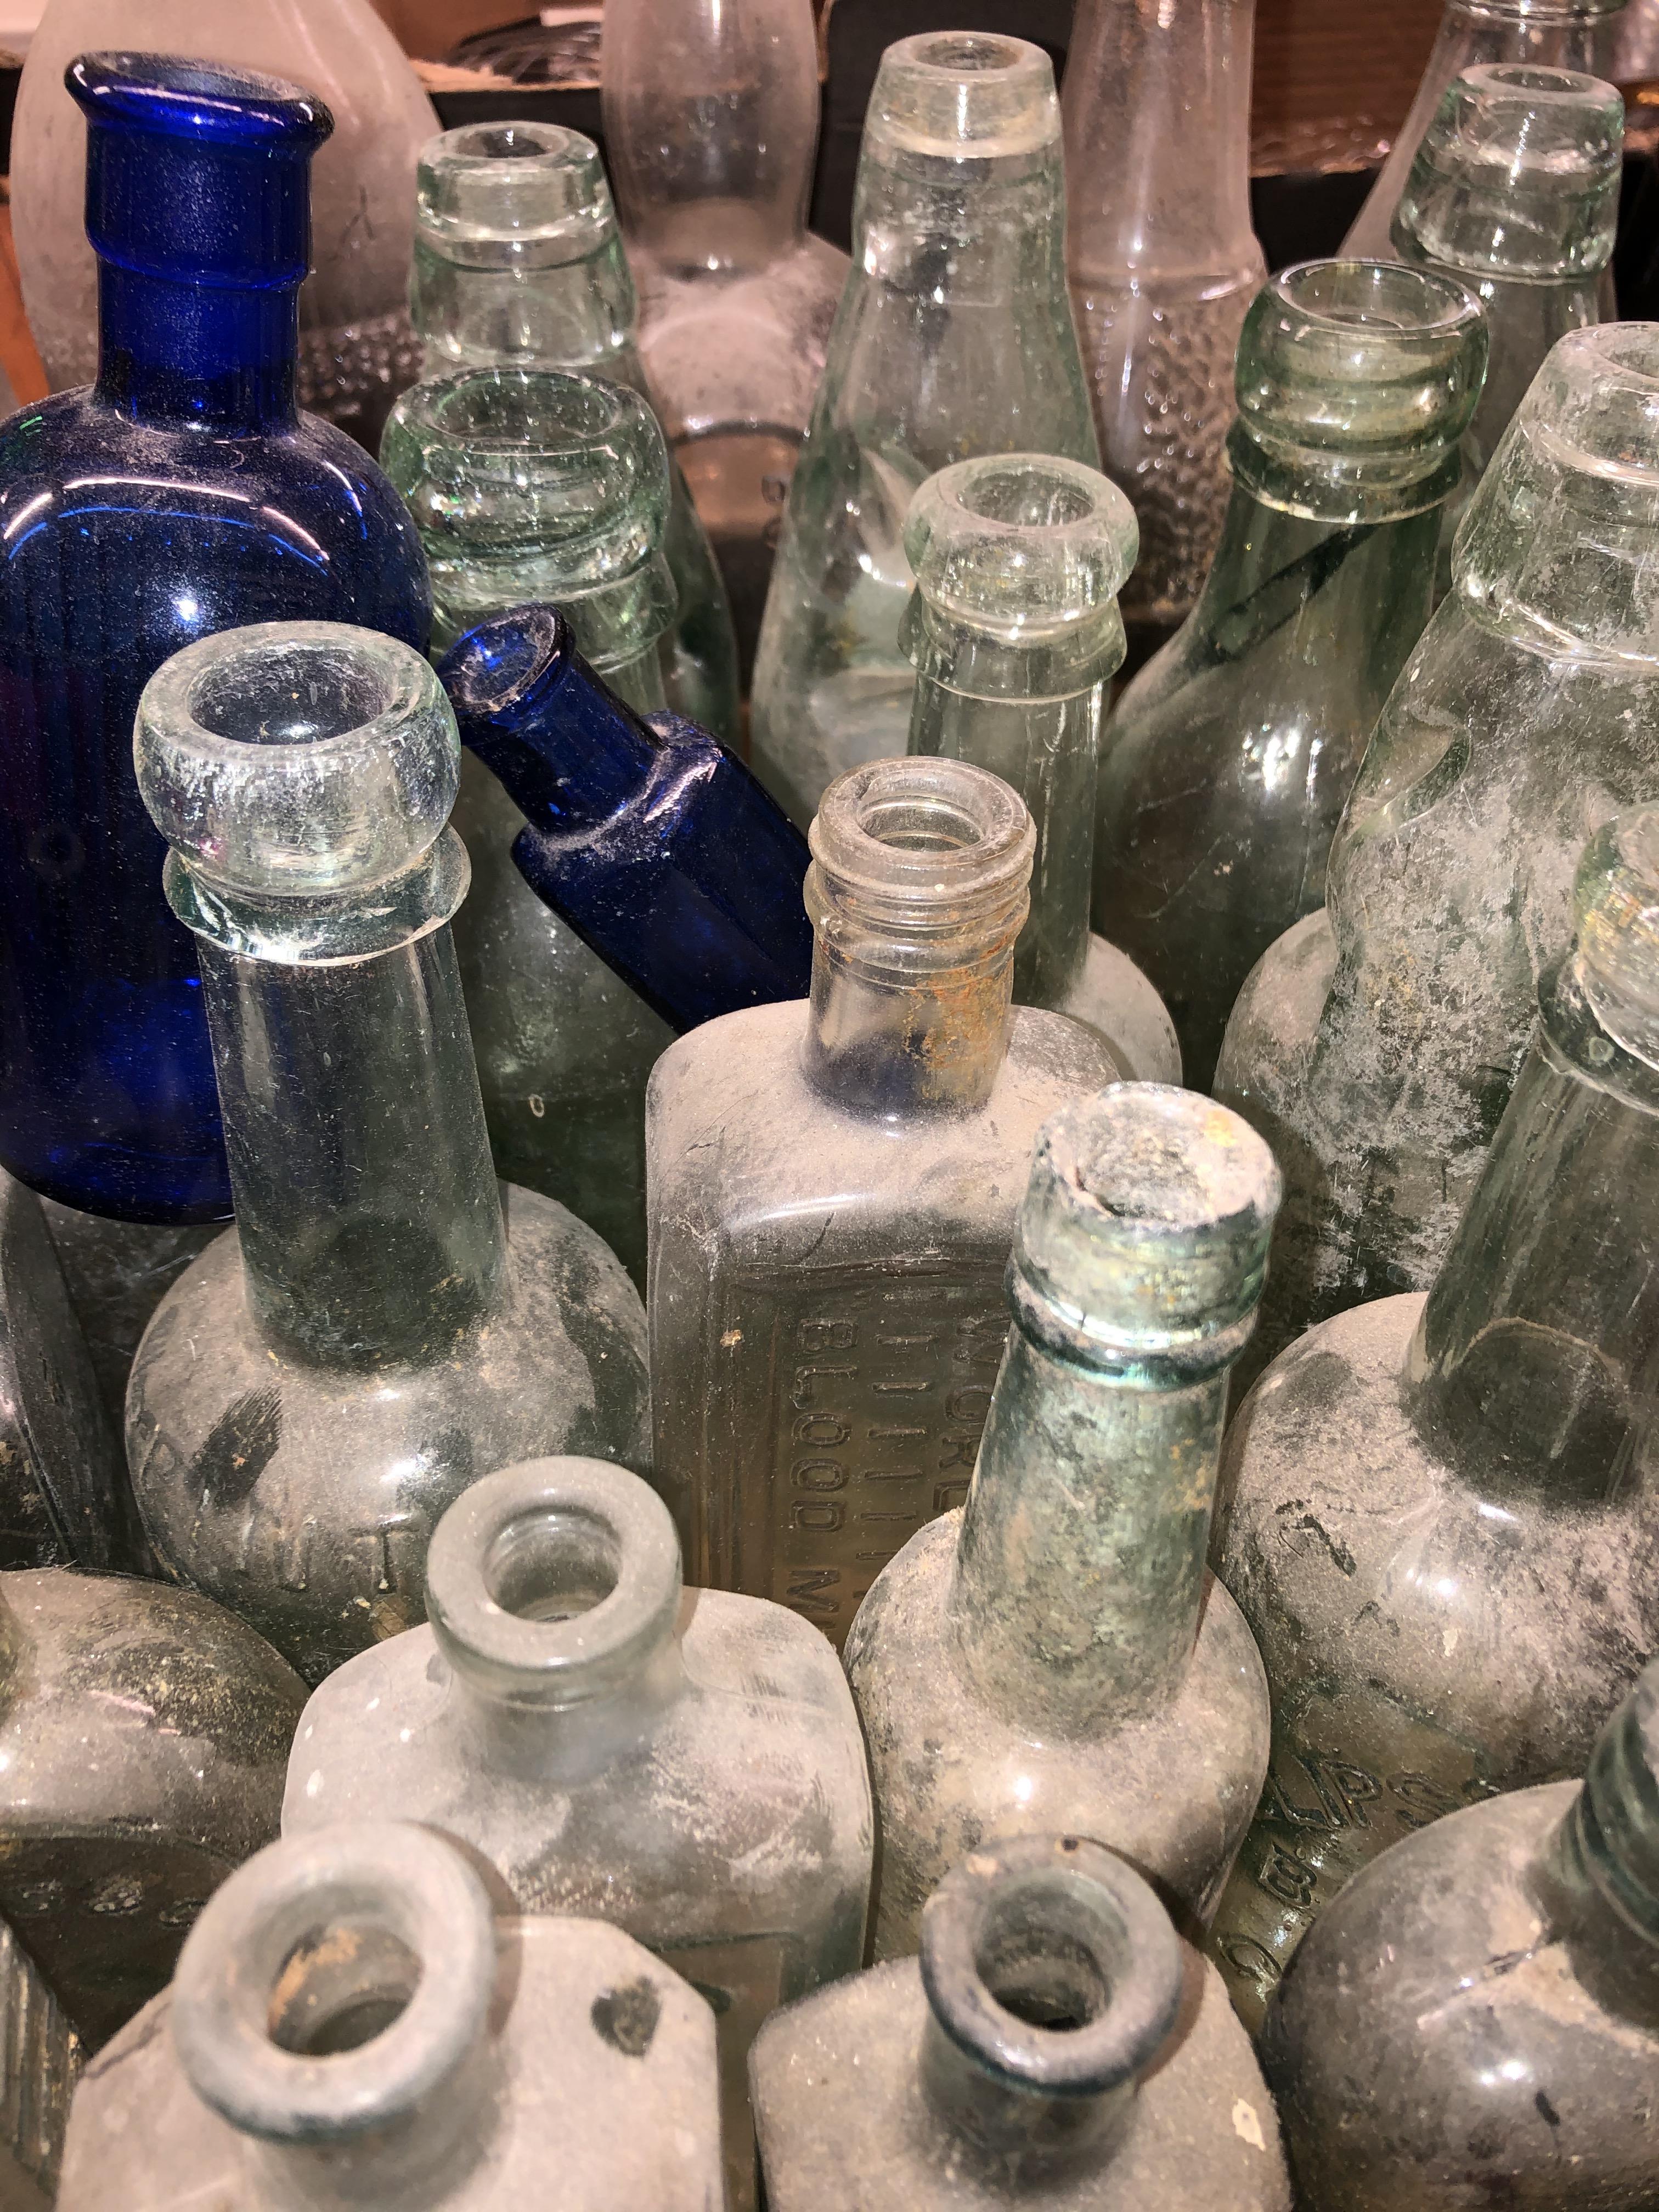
123, 623, 650, 1684
1260, 1658, 1659, 2210
0, 1916, 81, 2209
284, 1455, 873, 2212
58, 1822, 725, 2212
600, 0, 850, 670
648, 756, 1124, 1647
410, 119, 739, 741
1093, 259, 1487, 1092
1206, 802, 1659, 2030
1062, 0, 1266, 666
845, 1084, 1278, 1957
752, 1833, 1292, 2211
747, 32, 1098, 832
1215, 321, 1659, 1383
902, 453, 1180, 1085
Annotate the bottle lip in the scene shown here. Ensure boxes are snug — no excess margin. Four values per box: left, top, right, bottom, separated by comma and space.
864, 32, 1060, 162
439, 603, 574, 721
807, 757, 1034, 939
67, 50, 332, 151
416, 120, 616, 259
171, 1824, 495, 2145
402, 364, 653, 465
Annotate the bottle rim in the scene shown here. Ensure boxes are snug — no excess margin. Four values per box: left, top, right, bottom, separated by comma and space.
67, 50, 332, 150
865, 31, 1060, 162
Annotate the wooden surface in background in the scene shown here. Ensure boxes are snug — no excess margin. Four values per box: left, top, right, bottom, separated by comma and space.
0, 198, 47, 407
1254, 0, 1446, 170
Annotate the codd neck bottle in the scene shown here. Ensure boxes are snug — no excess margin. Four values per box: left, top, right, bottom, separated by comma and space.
1260, 1659, 1659, 2210
123, 623, 650, 1684
845, 1083, 1278, 1957
648, 756, 1122, 1649
747, 32, 1097, 832
1207, 802, 1659, 2030
1093, 259, 1487, 1092
1062, 0, 1266, 667
902, 453, 1179, 1084
1216, 323, 1659, 1384
410, 120, 739, 741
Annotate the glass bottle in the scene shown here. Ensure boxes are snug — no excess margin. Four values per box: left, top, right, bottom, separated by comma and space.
0, 1915, 81, 2209
410, 119, 740, 743
648, 755, 1124, 1649
439, 605, 814, 1030
1093, 259, 1488, 1092
58, 1822, 726, 2212
751, 1833, 1293, 2212
283, 1455, 873, 2212
381, 368, 681, 1283
600, 0, 851, 673
1215, 322, 1659, 1386
0, 53, 430, 1230
845, 1084, 1279, 1958
747, 31, 1098, 832
12, 0, 438, 444
902, 453, 1181, 1085
1061, 0, 1266, 667
1259, 1658, 1659, 2211
123, 622, 650, 1684
0, 1564, 304, 2048
1206, 801, 1659, 2031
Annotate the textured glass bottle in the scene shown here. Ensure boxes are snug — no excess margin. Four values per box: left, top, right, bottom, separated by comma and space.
0, 1917, 81, 2209
123, 624, 650, 1684
58, 1823, 725, 2212
284, 1457, 873, 2212
410, 120, 739, 741
600, 0, 850, 670
752, 1835, 1292, 2212
0, 54, 429, 1227
1216, 323, 1659, 1382
1260, 1660, 1659, 2210
1093, 259, 1487, 1092
903, 454, 1180, 1085
845, 1085, 1278, 1957
1207, 803, 1659, 2030
747, 32, 1098, 832
1062, 0, 1266, 665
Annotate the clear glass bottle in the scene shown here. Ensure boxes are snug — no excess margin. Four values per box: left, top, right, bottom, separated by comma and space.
648, 755, 1124, 1649
0, 1564, 304, 2048
902, 453, 1180, 1084
1093, 259, 1488, 1092
283, 1455, 873, 2212
1061, 0, 1266, 667
845, 1084, 1278, 1957
747, 32, 1098, 832
1207, 802, 1659, 2030
751, 1833, 1293, 2212
123, 622, 650, 1684
0, 1915, 81, 2209
1259, 1658, 1659, 2210
1215, 322, 1659, 1386
58, 1822, 726, 2212
410, 120, 740, 742
600, 0, 851, 673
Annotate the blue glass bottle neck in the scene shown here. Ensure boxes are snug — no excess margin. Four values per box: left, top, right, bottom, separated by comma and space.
93, 261, 301, 432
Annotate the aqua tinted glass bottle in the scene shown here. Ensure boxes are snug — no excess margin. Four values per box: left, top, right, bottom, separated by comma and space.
0, 54, 430, 1226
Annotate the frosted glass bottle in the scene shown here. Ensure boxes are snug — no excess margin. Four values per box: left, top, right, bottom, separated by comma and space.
123, 623, 650, 1684
1062, 0, 1266, 665
1206, 802, 1659, 2029
1215, 323, 1659, 1385
12, 0, 438, 444
600, 0, 850, 669
648, 755, 1123, 1648
283, 1456, 873, 2212
1093, 259, 1487, 1091
902, 453, 1180, 1084
845, 1084, 1278, 1957
747, 32, 1098, 831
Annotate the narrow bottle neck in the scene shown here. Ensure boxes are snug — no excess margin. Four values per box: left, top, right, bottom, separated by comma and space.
94, 262, 300, 431
918, 2011, 1133, 2177
419, 249, 644, 383
853, 156, 1066, 292
1537, 1686, 1659, 2028
247, 2039, 493, 2212
449, 1633, 687, 1784
803, 934, 1015, 1118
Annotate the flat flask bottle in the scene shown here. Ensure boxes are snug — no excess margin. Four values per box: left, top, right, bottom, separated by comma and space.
123, 623, 650, 1684
1093, 258, 1487, 1093
647, 755, 1123, 1649
747, 31, 1097, 833
1206, 802, 1659, 2030
845, 1084, 1278, 1958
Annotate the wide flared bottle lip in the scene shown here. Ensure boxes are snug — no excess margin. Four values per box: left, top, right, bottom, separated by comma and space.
67, 50, 332, 151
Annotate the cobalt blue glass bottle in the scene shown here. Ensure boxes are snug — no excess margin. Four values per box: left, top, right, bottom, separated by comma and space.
439, 605, 812, 1031
0, 53, 430, 1225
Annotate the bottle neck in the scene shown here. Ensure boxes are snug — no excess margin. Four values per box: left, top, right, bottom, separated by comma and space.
94, 261, 301, 431
852, 154, 1068, 308
415, 239, 644, 383
1536, 1684, 1659, 2029
918, 2010, 1134, 2177
247, 2040, 493, 2212
1461, 275, 1598, 482
449, 1632, 687, 1785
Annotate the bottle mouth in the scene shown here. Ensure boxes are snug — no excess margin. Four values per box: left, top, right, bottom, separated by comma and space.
865, 32, 1060, 162
69, 50, 333, 150
416, 120, 614, 261
438, 604, 573, 721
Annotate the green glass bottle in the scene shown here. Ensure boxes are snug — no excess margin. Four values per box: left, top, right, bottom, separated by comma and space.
1091, 259, 1487, 1091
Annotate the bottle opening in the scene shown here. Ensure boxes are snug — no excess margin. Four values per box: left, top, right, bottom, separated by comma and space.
958, 461, 1095, 532
483, 1505, 623, 1623
810, 758, 1033, 917
977, 1914, 1112, 2035
859, 791, 988, 855
911, 31, 1028, 74
462, 121, 574, 162
189, 642, 395, 749
1273, 256, 1477, 336
1477, 61, 1598, 97
267, 1925, 424, 2057
428, 366, 620, 451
